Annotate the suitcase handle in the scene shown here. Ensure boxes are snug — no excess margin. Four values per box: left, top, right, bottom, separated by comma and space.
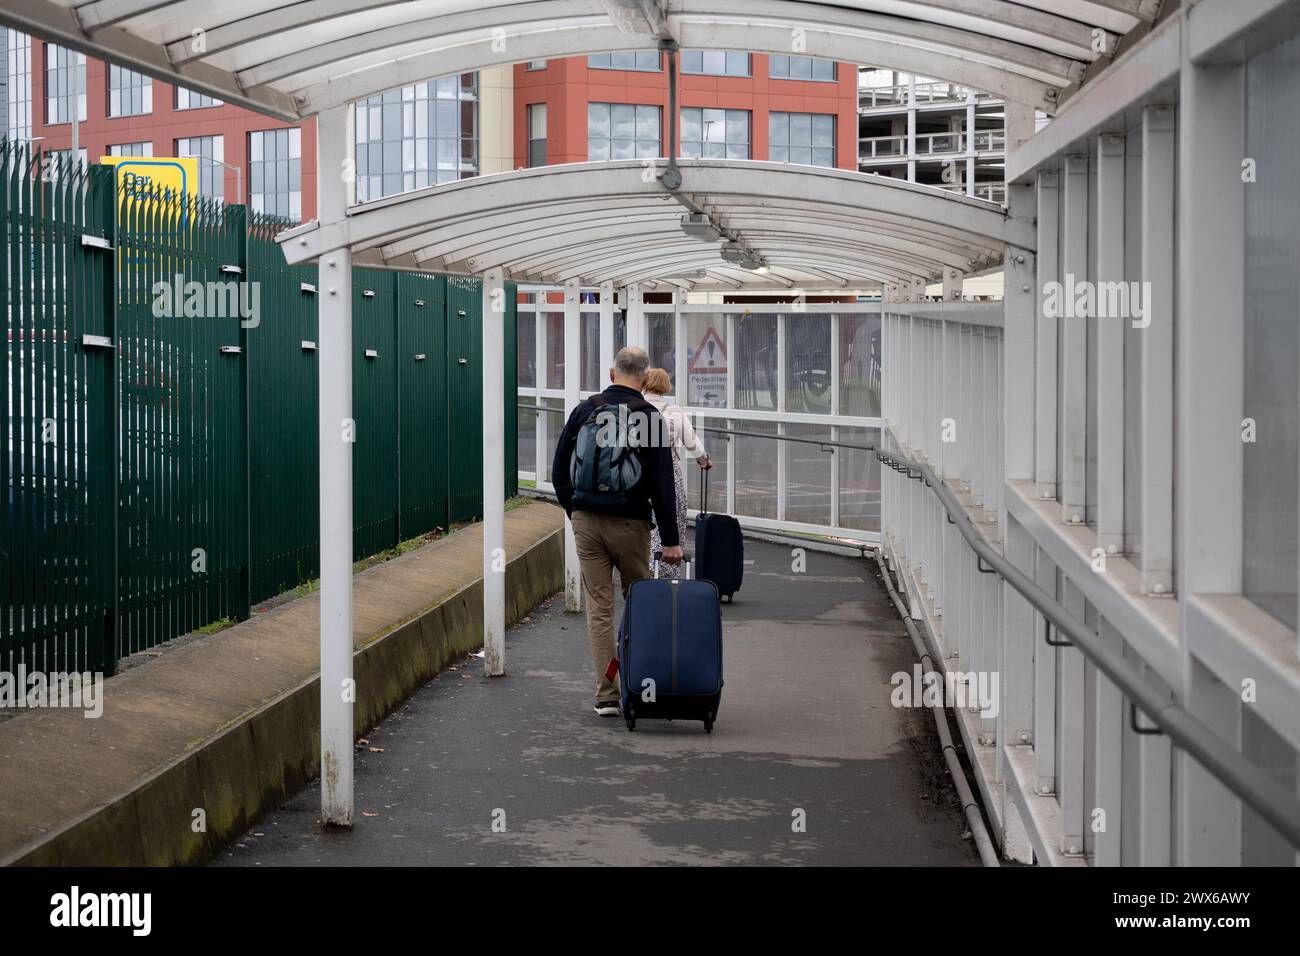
651, 551, 692, 579
701, 465, 709, 514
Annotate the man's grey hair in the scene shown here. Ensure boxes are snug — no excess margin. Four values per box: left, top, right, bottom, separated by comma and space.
614, 346, 650, 380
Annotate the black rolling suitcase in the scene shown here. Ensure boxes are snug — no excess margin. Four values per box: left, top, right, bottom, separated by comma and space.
694, 469, 743, 602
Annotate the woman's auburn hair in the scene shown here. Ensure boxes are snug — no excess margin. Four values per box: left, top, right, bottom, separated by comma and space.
643, 367, 672, 395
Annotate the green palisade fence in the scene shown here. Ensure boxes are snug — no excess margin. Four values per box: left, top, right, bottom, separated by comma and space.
2, 140, 517, 675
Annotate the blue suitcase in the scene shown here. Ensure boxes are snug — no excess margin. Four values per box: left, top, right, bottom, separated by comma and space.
695, 470, 743, 602
618, 560, 723, 733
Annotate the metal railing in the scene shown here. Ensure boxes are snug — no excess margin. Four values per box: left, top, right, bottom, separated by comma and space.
877, 446, 1300, 849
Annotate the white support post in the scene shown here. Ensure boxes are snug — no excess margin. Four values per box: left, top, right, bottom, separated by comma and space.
965, 90, 976, 197
1060, 155, 1089, 526
672, 290, 685, 401
1033, 545, 1058, 794
1004, 183, 1036, 485
535, 295, 549, 472
1096, 133, 1126, 555
1176, 45, 1246, 865
482, 267, 507, 677
316, 104, 355, 828
625, 282, 645, 350
599, 280, 615, 381
1058, 577, 1086, 857
1094, 616, 1124, 865
906, 75, 917, 181
562, 278, 582, 613
1140, 106, 1176, 596
1035, 170, 1059, 501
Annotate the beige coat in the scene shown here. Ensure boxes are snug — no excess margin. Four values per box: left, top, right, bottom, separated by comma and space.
645, 394, 707, 464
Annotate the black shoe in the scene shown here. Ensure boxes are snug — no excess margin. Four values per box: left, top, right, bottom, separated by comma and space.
593, 699, 621, 716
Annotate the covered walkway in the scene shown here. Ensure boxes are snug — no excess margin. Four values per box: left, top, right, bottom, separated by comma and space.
214, 535, 975, 867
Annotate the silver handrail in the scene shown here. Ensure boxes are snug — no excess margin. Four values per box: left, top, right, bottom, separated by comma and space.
877, 447, 1300, 849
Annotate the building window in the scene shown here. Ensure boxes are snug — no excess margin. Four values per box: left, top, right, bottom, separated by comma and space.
680, 51, 750, 77
354, 73, 478, 203
6, 30, 33, 141
249, 128, 301, 220
177, 135, 226, 203
108, 142, 153, 157
527, 103, 547, 168
769, 112, 835, 167
681, 107, 749, 159
108, 64, 152, 117
176, 86, 223, 110
769, 55, 836, 82
588, 51, 661, 72
526, 60, 547, 71
588, 103, 660, 161
45, 43, 86, 124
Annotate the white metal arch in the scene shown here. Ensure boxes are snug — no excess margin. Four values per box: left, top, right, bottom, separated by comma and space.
278, 159, 1025, 291
2, 0, 1157, 120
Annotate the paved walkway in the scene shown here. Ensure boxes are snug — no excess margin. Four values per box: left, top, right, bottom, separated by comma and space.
215, 536, 976, 866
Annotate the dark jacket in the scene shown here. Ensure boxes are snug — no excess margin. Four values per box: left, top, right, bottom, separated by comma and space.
551, 384, 681, 548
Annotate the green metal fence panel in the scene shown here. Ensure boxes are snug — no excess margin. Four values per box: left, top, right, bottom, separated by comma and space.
248, 218, 319, 604
446, 276, 483, 524
3, 146, 106, 674
397, 272, 448, 539
351, 269, 399, 560
116, 182, 247, 657
4, 138, 517, 672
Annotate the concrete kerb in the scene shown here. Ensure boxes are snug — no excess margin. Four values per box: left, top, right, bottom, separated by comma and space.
5, 522, 565, 867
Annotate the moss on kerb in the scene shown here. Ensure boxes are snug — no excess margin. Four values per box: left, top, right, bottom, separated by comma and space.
9, 523, 565, 867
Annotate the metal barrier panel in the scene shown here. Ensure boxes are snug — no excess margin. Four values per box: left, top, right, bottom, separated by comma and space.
2, 149, 115, 674
397, 272, 448, 538
2, 139, 518, 672
116, 179, 247, 657
447, 275, 483, 523
248, 217, 319, 604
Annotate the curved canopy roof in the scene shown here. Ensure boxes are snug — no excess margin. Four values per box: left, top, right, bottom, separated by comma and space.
279, 158, 1031, 290
4, 0, 1158, 120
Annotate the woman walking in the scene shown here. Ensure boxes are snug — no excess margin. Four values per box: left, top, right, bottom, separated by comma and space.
642, 368, 711, 578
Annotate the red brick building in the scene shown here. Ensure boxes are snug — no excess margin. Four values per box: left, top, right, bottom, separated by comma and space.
27, 40, 316, 219
514, 53, 858, 171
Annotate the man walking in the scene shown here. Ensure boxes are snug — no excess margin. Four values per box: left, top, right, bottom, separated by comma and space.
552, 346, 683, 716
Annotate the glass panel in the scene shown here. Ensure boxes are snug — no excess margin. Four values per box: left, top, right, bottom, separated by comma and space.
518, 405, 537, 475
785, 315, 832, 414
785, 424, 834, 525
543, 397, 566, 477
734, 421, 778, 519
734, 314, 778, 411
770, 55, 789, 79
1243, 32, 1300, 629
839, 427, 882, 532
545, 310, 565, 390
701, 51, 725, 75
580, 311, 601, 392
646, 312, 676, 392
517, 308, 536, 388
839, 313, 882, 416
683, 313, 728, 408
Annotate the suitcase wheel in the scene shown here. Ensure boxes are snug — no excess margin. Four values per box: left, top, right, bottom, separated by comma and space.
625, 707, 636, 732
704, 711, 715, 734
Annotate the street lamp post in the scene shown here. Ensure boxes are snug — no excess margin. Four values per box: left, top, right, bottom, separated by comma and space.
192, 154, 243, 205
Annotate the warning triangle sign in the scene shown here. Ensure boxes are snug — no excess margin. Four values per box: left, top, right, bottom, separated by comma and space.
688, 327, 727, 372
